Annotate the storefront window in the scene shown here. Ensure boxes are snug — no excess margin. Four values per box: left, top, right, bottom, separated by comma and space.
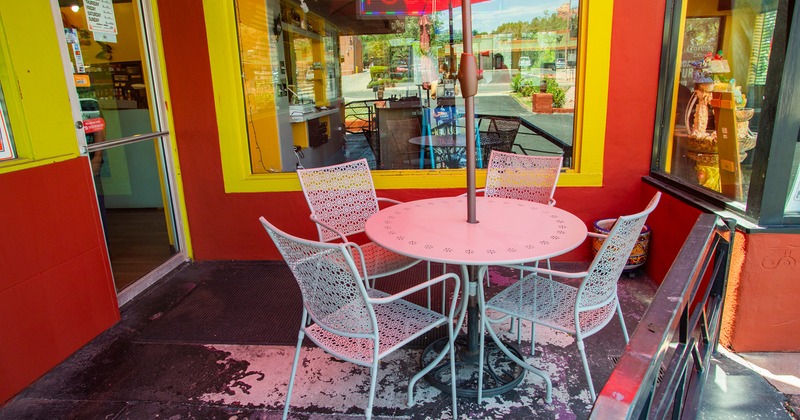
235, 0, 580, 173
653, 0, 800, 225
658, 0, 780, 205
0, 83, 15, 161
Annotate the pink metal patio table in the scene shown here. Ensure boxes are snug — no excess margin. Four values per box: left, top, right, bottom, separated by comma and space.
364, 196, 587, 398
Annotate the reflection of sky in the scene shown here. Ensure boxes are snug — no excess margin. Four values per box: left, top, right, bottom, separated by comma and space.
442, 0, 571, 34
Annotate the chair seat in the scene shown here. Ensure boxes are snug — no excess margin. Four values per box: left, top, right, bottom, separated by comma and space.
306, 289, 447, 364
352, 241, 420, 280
486, 275, 616, 338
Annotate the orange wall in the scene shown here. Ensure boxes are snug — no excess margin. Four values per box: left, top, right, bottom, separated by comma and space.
0, 158, 119, 403
723, 233, 800, 351
158, 0, 668, 262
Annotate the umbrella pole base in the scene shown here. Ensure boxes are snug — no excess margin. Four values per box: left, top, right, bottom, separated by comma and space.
421, 335, 526, 398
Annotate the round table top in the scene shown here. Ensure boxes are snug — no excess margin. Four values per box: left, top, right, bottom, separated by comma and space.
365, 196, 588, 266
409, 134, 502, 148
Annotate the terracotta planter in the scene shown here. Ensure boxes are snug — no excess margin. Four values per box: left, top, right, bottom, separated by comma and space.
591, 219, 651, 272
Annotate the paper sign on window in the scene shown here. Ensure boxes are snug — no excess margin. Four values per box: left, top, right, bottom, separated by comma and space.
84, 0, 118, 39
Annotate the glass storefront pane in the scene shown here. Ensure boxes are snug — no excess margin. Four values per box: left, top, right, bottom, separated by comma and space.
237, 0, 579, 172
664, 0, 778, 206
0, 83, 14, 161
62, 1, 160, 141
61, 0, 178, 292
785, 141, 800, 214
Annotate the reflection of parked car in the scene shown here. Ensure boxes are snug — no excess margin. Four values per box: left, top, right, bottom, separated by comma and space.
390, 60, 409, 79
556, 58, 566, 69
80, 98, 101, 120
518, 56, 531, 68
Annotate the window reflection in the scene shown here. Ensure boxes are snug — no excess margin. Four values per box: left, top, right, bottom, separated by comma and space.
665, 0, 778, 205
239, 0, 580, 172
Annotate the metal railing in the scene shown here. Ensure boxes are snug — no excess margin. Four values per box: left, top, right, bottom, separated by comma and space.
591, 213, 736, 419
343, 100, 574, 169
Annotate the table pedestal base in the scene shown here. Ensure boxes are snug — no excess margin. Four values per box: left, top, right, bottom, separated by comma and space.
421, 335, 526, 399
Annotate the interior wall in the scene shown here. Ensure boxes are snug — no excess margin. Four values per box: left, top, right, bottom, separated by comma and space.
0, 158, 119, 403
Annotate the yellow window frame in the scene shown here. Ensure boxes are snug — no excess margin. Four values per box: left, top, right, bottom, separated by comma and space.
204, 0, 612, 192
0, 1, 81, 175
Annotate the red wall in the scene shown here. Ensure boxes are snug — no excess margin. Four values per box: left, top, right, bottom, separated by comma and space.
0, 158, 119, 403
157, 0, 670, 263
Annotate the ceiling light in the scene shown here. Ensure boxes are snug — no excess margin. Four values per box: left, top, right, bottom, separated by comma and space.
300, 0, 309, 13
71, 5, 80, 12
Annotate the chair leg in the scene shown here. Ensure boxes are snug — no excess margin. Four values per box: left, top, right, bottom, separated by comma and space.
577, 338, 596, 400
477, 282, 487, 403
529, 322, 536, 356
366, 362, 379, 420
282, 330, 305, 420
616, 299, 630, 343
448, 319, 458, 418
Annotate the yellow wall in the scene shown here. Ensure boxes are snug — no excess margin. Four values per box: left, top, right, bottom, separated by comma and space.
0, 2, 80, 174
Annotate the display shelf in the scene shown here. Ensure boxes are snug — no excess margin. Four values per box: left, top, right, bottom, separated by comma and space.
283, 23, 321, 40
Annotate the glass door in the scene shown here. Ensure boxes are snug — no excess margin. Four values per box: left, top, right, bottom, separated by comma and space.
57, 0, 185, 304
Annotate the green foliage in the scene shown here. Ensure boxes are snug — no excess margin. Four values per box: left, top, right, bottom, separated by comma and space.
519, 79, 538, 97
370, 66, 388, 78
511, 73, 539, 97
545, 77, 566, 108
494, 11, 567, 37
511, 72, 523, 92
367, 77, 392, 89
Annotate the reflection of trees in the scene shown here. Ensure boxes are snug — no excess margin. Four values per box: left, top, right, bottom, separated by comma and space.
494, 11, 568, 38
361, 15, 447, 66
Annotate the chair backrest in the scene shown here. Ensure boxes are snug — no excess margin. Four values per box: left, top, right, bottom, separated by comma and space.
578, 192, 662, 311
297, 159, 380, 242
382, 118, 422, 169
478, 117, 521, 163
260, 217, 376, 336
484, 150, 563, 205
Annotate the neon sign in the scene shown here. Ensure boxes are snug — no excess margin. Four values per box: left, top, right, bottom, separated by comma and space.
359, 0, 440, 18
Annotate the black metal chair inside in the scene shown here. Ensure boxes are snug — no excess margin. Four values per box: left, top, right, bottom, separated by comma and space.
479, 116, 521, 163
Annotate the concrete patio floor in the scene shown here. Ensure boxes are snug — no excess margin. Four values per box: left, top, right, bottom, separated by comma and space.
1, 261, 798, 419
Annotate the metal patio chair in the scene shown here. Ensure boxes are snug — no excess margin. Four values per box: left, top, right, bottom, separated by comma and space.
481, 192, 661, 400
260, 217, 460, 420
296, 159, 421, 286
460, 151, 563, 287
478, 116, 521, 164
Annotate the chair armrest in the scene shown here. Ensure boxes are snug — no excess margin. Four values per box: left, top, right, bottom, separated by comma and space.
377, 197, 403, 205
368, 273, 460, 305
587, 231, 608, 239
503, 263, 588, 279
457, 188, 485, 198
309, 215, 348, 242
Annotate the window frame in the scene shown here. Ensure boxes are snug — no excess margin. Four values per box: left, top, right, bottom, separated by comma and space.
650, 0, 800, 229
0, 1, 83, 175
204, 0, 614, 193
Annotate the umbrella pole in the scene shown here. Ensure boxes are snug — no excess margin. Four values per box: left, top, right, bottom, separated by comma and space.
459, 0, 477, 224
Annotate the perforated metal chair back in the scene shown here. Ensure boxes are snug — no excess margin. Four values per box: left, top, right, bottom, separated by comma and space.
261, 217, 374, 336
579, 192, 661, 311
297, 158, 380, 243
485, 150, 563, 205
260, 217, 460, 419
